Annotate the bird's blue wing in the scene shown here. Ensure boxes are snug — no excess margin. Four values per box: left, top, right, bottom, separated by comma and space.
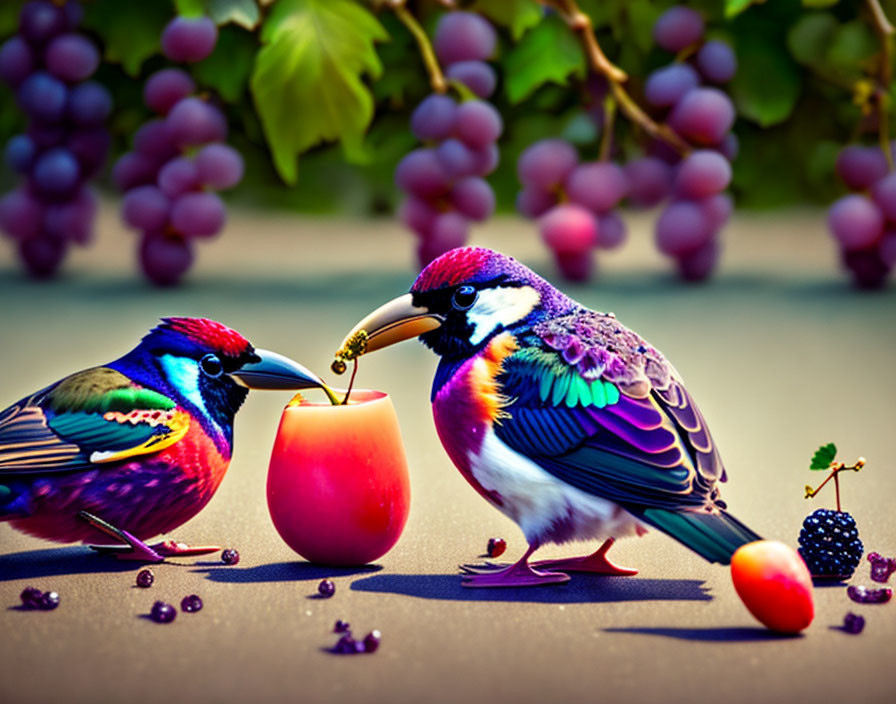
0, 367, 189, 477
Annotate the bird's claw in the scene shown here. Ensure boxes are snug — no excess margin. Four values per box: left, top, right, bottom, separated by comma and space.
459, 561, 511, 575
79, 511, 217, 562
150, 541, 221, 557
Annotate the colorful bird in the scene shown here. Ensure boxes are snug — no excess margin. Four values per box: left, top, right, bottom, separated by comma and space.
339, 247, 761, 587
0, 317, 325, 562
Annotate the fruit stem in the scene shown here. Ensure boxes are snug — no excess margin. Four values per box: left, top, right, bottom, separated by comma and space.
341, 359, 359, 405
598, 94, 616, 161
385, 0, 448, 94
804, 458, 866, 510
320, 383, 343, 406
867, 0, 895, 170
542, 0, 691, 155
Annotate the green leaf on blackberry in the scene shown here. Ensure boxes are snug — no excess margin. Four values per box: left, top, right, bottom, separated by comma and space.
810, 442, 837, 470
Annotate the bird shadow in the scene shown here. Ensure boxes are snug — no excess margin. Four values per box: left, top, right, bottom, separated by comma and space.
0, 546, 139, 581
192, 561, 383, 583
349, 573, 713, 604
603, 626, 803, 642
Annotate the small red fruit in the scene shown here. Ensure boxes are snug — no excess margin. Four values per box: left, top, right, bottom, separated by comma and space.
487, 537, 507, 558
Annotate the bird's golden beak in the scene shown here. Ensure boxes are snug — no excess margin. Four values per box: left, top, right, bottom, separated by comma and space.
337, 293, 444, 358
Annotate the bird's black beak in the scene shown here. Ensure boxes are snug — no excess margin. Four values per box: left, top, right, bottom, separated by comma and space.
230, 349, 326, 390
338, 293, 444, 357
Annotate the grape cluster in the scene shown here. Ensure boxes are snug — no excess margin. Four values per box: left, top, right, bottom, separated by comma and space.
397, 11, 501, 269
828, 145, 896, 288
516, 138, 628, 281
113, 16, 243, 286
0, 1, 109, 278
646, 6, 737, 281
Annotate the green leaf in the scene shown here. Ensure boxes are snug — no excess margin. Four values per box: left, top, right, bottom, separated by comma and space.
731, 33, 801, 126
802, 0, 840, 7
826, 20, 877, 75
82, 0, 172, 76
250, 0, 387, 184
503, 14, 585, 105
787, 12, 839, 68
471, 0, 543, 41
208, 0, 260, 29
191, 26, 256, 102
811, 443, 837, 470
624, 0, 661, 53
175, 0, 206, 17
725, 0, 763, 18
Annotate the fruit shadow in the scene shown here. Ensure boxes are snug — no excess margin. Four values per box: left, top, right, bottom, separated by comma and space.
603, 626, 803, 642
192, 560, 383, 583
0, 546, 137, 581
349, 573, 713, 604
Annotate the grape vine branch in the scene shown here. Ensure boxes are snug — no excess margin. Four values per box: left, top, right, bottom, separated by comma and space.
867, 0, 895, 170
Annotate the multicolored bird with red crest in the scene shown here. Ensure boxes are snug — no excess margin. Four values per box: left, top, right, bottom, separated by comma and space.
0, 317, 324, 562
339, 247, 761, 586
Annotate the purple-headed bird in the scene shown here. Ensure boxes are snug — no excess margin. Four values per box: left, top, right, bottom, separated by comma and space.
339, 248, 761, 586
0, 317, 324, 561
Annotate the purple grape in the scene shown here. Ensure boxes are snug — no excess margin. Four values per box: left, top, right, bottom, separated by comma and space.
871, 172, 896, 222
625, 156, 672, 208
445, 61, 496, 99
334, 620, 351, 633
0, 37, 35, 87
27, 122, 66, 149
20, 587, 43, 609
644, 63, 700, 108
677, 238, 719, 282
700, 192, 733, 230
696, 40, 737, 84
596, 212, 627, 249
399, 196, 438, 237
0, 187, 42, 240
318, 580, 336, 598
417, 212, 469, 268
144, 68, 196, 115
454, 100, 502, 150
362, 630, 381, 653
828, 195, 884, 251
44, 186, 96, 245
136, 569, 154, 588
880, 231, 896, 268
220, 548, 239, 565
449, 177, 494, 221
66, 81, 112, 126
122, 185, 170, 232
436, 138, 477, 180
171, 191, 226, 238
39, 591, 60, 610
67, 127, 110, 177
646, 136, 682, 165
4, 134, 36, 173
180, 594, 203, 612
195, 144, 244, 190
112, 152, 157, 191
395, 148, 450, 200
843, 249, 890, 289
655, 200, 712, 255
19, 235, 66, 278
565, 161, 629, 213
434, 12, 496, 65
140, 232, 194, 287
674, 150, 732, 199
161, 16, 218, 63
517, 139, 578, 190
158, 156, 200, 198
842, 612, 865, 634
410, 94, 457, 142
719, 132, 739, 161
19, 1, 66, 45
516, 186, 558, 219
554, 251, 594, 282
669, 88, 736, 146
472, 143, 499, 176
165, 97, 228, 148
17, 71, 67, 123
150, 600, 177, 623
539, 204, 598, 254
62, 2, 84, 30
32, 147, 80, 198
44, 33, 99, 82
653, 6, 704, 52
836, 145, 889, 191
133, 120, 177, 163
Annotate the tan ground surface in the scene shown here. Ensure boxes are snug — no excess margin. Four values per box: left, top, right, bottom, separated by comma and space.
0, 208, 894, 704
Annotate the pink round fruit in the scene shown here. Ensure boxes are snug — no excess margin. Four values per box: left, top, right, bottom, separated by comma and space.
731, 540, 814, 633
267, 390, 411, 566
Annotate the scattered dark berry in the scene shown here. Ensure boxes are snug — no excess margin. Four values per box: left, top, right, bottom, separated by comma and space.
842, 612, 865, 634
334, 619, 351, 633
39, 591, 60, 610
867, 552, 896, 583
487, 537, 507, 558
334, 634, 357, 654
362, 630, 381, 653
181, 594, 203, 613
221, 548, 240, 565
150, 600, 177, 623
136, 569, 154, 588
318, 579, 335, 598
20, 587, 43, 609
798, 508, 863, 579
847, 585, 892, 604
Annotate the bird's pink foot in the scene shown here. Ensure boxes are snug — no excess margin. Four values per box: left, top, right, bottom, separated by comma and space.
531, 538, 637, 576
79, 511, 218, 562
460, 543, 570, 587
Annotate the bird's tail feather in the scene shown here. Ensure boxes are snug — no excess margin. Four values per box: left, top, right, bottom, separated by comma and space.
637, 507, 762, 565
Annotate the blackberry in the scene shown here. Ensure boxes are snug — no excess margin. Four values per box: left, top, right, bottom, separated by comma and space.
221, 548, 239, 565
136, 569, 154, 588
798, 508, 863, 579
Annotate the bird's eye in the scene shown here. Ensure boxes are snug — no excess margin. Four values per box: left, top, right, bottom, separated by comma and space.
452, 285, 478, 311
200, 354, 224, 378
